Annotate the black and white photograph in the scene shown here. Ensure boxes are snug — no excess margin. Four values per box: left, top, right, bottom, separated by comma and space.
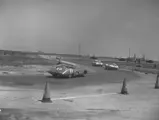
0, 0, 159, 119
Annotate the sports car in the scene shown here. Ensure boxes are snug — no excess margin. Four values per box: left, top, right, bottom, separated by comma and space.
92, 60, 103, 66
47, 64, 87, 78
103, 63, 119, 70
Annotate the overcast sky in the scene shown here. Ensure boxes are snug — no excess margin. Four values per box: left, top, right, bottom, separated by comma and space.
0, 0, 159, 59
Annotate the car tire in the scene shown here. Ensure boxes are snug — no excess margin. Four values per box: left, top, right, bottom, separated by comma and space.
81, 74, 85, 77
68, 74, 73, 78
84, 70, 87, 74
74, 71, 79, 77
53, 74, 57, 78
75, 71, 79, 74
81, 72, 85, 77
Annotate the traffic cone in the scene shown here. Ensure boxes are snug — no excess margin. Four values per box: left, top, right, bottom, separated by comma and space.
155, 74, 159, 89
120, 78, 128, 95
41, 81, 52, 103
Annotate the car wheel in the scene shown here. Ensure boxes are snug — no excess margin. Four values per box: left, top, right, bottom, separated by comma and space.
73, 71, 78, 77
68, 74, 73, 78
84, 70, 87, 74
81, 72, 85, 77
75, 71, 79, 75
53, 73, 57, 77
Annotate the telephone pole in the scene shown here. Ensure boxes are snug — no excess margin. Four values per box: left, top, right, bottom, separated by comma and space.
78, 43, 81, 56
129, 48, 130, 58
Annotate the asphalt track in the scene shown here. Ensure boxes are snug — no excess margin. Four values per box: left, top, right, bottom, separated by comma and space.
0, 67, 139, 90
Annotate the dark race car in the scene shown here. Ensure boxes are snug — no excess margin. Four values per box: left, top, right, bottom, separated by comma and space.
47, 64, 87, 78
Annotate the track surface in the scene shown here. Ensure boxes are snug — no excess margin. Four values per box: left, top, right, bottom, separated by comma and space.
0, 67, 139, 90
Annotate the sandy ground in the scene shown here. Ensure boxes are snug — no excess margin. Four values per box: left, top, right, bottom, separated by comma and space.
0, 59, 158, 120
0, 71, 158, 120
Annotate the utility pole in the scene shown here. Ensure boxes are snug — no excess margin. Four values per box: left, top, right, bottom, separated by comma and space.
134, 53, 136, 62
129, 48, 130, 58
78, 43, 81, 57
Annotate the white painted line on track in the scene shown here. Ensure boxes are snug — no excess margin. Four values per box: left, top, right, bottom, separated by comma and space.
32, 92, 117, 104
51, 92, 117, 101
32, 93, 117, 103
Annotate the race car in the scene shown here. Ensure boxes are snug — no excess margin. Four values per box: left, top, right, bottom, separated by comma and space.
92, 60, 103, 66
103, 63, 119, 70
47, 64, 87, 78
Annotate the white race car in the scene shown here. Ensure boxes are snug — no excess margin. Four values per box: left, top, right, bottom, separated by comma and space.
103, 63, 119, 70
92, 60, 103, 66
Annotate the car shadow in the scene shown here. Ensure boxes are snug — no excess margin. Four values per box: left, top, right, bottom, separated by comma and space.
46, 76, 69, 79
